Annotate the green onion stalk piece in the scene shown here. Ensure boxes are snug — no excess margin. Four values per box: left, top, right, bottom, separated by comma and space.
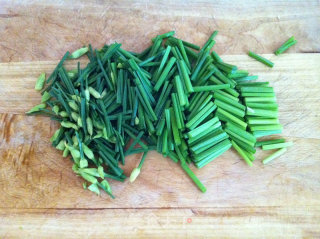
130, 151, 148, 183
248, 51, 274, 68
274, 36, 297, 55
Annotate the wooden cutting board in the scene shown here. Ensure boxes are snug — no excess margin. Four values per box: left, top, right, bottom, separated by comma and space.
0, 1, 320, 238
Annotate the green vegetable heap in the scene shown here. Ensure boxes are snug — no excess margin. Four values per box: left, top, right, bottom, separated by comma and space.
27, 31, 293, 197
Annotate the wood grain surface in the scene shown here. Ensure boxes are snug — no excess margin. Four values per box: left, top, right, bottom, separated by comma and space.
1, 207, 319, 238
1, 0, 320, 238
0, 0, 319, 63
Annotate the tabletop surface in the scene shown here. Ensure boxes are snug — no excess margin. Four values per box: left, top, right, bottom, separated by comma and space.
0, 0, 320, 238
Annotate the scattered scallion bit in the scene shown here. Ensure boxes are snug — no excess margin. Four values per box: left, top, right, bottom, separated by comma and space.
68, 47, 89, 59
262, 141, 293, 150
231, 140, 253, 167
274, 36, 297, 55
34, 73, 46, 91
255, 138, 285, 147
248, 51, 274, 68
130, 151, 148, 183
181, 162, 206, 192
41, 91, 51, 103
262, 147, 288, 164
26, 103, 46, 114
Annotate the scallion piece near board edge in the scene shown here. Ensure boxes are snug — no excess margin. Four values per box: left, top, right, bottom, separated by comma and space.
274, 36, 297, 55
248, 51, 274, 68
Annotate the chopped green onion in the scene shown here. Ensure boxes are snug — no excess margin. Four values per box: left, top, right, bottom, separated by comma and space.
152, 31, 175, 41
187, 117, 219, 138
227, 70, 248, 79
262, 141, 293, 150
216, 108, 247, 129
229, 135, 256, 154
215, 99, 245, 118
249, 124, 283, 131
190, 131, 228, 154
231, 140, 253, 167
26, 103, 47, 114
274, 36, 297, 55
154, 57, 176, 91
186, 102, 217, 130
245, 102, 278, 110
41, 91, 51, 103
130, 151, 148, 182
252, 130, 282, 138
69, 47, 89, 59
262, 147, 287, 164
234, 75, 258, 83
255, 138, 285, 147
225, 126, 255, 147
240, 86, 274, 93
193, 84, 230, 92
35, 73, 46, 91
246, 107, 278, 118
27, 29, 288, 198
244, 97, 276, 103
177, 59, 194, 93
213, 91, 245, 110
247, 118, 279, 125
174, 75, 187, 106
241, 92, 275, 97
195, 139, 231, 168
181, 162, 206, 192
211, 50, 222, 61
248, 51, 274, 68
170, 107, 181, 146
188, 124, 222, 145
214, 89, 239, 102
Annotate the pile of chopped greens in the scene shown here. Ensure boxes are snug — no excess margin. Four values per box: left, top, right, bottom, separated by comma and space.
27, 31, 295, 197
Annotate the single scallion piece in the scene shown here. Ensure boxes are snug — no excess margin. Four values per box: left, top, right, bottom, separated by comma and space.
262, 141, 293, 150
130, 151, 148, 183
252, 130, 283, 138
181, 162, 206, 192
193, 84, 230, 92
69, 47, 89, 59
255, 138, 285, 147
248, 51, 274, 68
274, 36, 297, 55
231, 140, 253, 167
35, 73, 46, 91
262, 147, 287, 164
249, 124, 283, 131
